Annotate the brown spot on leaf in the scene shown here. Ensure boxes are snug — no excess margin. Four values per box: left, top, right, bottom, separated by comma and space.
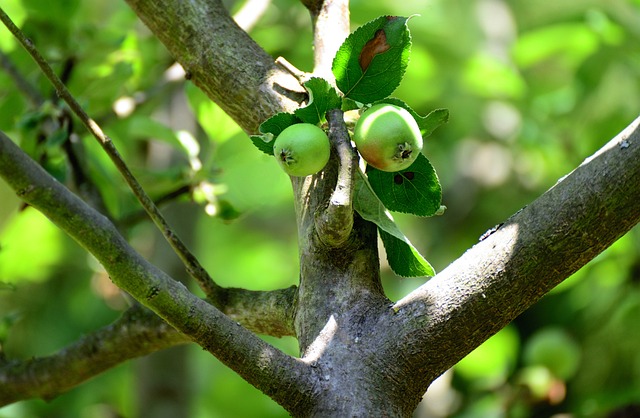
359, 29, 391, 72
394, 174, 404, 185
404, 172, 415, 180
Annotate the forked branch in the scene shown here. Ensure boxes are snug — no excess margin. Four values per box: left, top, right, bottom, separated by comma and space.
384, 116, 640, 405
0, 131, 312, 409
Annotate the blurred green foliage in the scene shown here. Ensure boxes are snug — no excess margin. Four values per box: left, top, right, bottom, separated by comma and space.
0, 0, 639, 417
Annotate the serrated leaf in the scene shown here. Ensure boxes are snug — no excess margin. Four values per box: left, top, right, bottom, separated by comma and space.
332, 16, 412, 104
294, 78, 342, 125
250, 112, 301, 155
260, 112, 301, 136
354, 171, 435, 277
376, 98, 449, 137
366, 153, 441, 216
250, 135, 275, 155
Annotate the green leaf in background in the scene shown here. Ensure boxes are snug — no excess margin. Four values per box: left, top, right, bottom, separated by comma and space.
185, 83, 243, 145
294, 78, 342, 125
354, 171, 435, 277
44, 127, 69, 150
513, 24, 600, 70
376, 98, 449, 137
250, 112, 301, 156
366, 153, 441, 217
332, 16, 412, 104
462, 54, 527, 99
125, 115, 185, 154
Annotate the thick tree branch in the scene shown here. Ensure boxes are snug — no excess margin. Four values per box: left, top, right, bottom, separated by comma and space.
0, 305, 187, 406
0, 282, 298, 406
385, 116, 640, 408
0, 131, 312, 410
125, 0, 306, 135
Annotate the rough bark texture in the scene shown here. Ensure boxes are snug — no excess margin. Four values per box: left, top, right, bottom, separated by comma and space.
125, 0, 306, 134
1, 0, 639, 416
0, 131, 313, 410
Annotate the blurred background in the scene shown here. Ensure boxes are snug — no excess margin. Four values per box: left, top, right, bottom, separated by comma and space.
0, 0, 639, 417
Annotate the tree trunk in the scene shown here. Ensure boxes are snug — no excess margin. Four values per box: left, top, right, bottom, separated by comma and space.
1, 0, 639, 416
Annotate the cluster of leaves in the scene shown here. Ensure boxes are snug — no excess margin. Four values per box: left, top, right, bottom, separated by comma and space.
251, 16, 449, 277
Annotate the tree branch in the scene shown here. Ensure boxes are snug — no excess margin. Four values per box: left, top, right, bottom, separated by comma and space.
0, 131, 312, 410
315, 109, 356, 246
306, 0, 350, 80
0, 6, 223, 300
0, 281, 298, 406
0, 305, 187, 406
124, 0, 306, 135
0, 50, 44, 106
386, 116, 640, 407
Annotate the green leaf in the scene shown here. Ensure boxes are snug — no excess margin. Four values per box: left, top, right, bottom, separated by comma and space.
294, 78, 342, 124
378, 229, 435, 277
354, 171, 435, 277
45, 128, 69, 150
249, 135, 276, 155
126, 115, 184, 152
332, 16, 412, 104
366, 153, 442, 217
376, 98, 449, 137
341, 98, 363, 112
185, 83, 242, 144
250, 112, 301, 155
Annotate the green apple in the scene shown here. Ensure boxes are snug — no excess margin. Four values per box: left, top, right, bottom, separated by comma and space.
273, 123, 330, 177
353, 103, 423, 172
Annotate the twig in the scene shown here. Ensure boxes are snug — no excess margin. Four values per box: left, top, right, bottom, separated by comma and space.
118, 184, 192, 228
315, 109, 356, 246
0, 49, 44, 106
0, 7, 220, 300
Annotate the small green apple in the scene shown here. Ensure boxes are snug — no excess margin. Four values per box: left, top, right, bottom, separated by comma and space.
273, 123, 330, 177
353, 103, 423, 172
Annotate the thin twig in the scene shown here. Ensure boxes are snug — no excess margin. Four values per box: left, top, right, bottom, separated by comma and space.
0, 7, 220, 300
0, 49, 44, 106
118, 184, 192, 228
